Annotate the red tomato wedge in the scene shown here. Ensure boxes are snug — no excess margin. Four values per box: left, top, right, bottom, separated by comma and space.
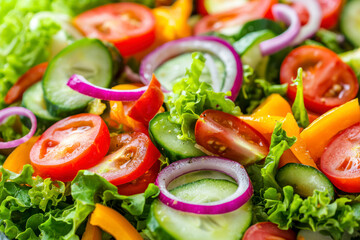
293, 0, 343, 29
194, 0, 276, 35
89, 132, 161, 186
73, 3, 155, 56
195, 109, 269, 165
5, 62, 48, 105
127, 75, 164, 126
280, 45, 358, 114
243, 222, 296, 240
117, 160, 160, 196
320, 123, 360, 193
30, 113, 110, 182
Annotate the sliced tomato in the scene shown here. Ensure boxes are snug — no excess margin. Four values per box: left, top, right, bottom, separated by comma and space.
127, 75, 164, 126
89, 132, 161, 186
243, 222, 296, 240
195, 109, 269, 166
320, 123, 360, 193
194, 0, 276, 35
117, 160, 160, 195
292, 0, 343, 29
280, 45, 358, 114
5, 62, 48, 105
73, 3, 155, 56
30, 113, 110, 182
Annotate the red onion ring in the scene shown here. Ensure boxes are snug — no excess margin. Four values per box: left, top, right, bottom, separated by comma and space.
67, 74, 147, 101
155, 156, 253, 215
260, 4, 301, 56
0, 107, 37, 149
139, 36, 243, 101
291, 0, 321, 46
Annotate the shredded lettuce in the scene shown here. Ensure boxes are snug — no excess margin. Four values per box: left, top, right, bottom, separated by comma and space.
165, 52, 241, 141
0, 165, 159, 239
291, 68, 310, 128
236, 65, 288, 114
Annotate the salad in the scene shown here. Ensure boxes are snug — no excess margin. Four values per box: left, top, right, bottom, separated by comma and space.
1, 0, 360, 239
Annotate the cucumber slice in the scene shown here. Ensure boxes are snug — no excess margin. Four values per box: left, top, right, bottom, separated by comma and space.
154, 52, 226, 92
147, 179, 252, 240
149, 112, 205, 163
340, 49, 360, 78
234, 30, 276, 70
22, 82, 61, 131
341, 0, 360, 47
276, 163, 335, 199
43, 38, 113, 117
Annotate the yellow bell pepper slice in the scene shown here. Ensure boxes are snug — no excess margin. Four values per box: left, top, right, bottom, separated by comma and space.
90, 203, 142, 240
252, 94, 292, 118
81, 217, 102, 240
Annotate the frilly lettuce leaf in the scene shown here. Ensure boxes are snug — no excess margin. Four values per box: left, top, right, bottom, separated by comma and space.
165, 52, 241, 141
0, 165, 159, 239
291, 68, 309, 128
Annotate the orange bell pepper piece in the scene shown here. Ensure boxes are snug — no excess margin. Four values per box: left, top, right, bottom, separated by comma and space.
153, 0, 192, 43
90, 203, 142, 240
3, 136, 40, 174
279, 150, 300, 168
81, 217, 102, 240
280, 113, 318, 169
252, 94, 292, 118
300, 99, 360, 161
240, 115, 283, 142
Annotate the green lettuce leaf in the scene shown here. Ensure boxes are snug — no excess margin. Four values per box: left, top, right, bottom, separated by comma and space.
236, 65, 287, 114
291, 68, 309, 128
165, 52, 241, 141
0, 165, 159, 239
264, 186, 360, 240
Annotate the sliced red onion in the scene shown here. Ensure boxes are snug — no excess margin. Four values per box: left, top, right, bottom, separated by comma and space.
155, 156, 253, 215
139, 36, 243, 101
291, 0, 321, 46
67, 74, 147, 101
0, 107, 37, 149
124, 66, 143, 84
260, 4, 301, 56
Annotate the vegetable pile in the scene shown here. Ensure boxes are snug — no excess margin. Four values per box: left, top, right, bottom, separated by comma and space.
1, 0, 360, 239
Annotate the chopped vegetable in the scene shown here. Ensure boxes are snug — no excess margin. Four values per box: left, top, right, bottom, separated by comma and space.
291, 68, 310, 128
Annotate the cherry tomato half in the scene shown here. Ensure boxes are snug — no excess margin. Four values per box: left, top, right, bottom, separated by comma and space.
89, 132, 161, 186
320, 122, 360, 193
243, 222, 296, 240
280, 45, 358, 114
194, 0, 276, 35
117, 160, 160, 196
195, 109, 269, 166
73, 3, 155, 56
30, 113, 110, 182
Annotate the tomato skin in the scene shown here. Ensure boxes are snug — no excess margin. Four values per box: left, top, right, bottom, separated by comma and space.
320, 123, 360, 193
117, 160, 160, 195
30, 113, 110, 182
73, 3, 155, 56
195, 110, 269, 165
243, 222, 296, 240
194, 0, 276, 35
280, 45, 358, 114
5, 62, 48, 105
90, 132, 161, 186
127, 75, 164, 126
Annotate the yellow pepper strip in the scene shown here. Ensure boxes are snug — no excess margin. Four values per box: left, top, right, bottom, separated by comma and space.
90, 203, 143, 240
251, 94, 292, 118
3, 136, 40, 174
280, 113, 318, 169
153, 0, 192, 43
300, 99, 360, 161
240, 115, 283, 142
81, 217, 102, 240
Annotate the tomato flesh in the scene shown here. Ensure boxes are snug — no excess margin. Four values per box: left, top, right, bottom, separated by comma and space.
74, 3, 155, 56
195, 110, 269, 165
243, 222, 296, 240
30, 113, 110, 182
194, 0, 276, 35
320, 123, 360, 193
90, 132, 160, 186
280, 45, 358, 114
